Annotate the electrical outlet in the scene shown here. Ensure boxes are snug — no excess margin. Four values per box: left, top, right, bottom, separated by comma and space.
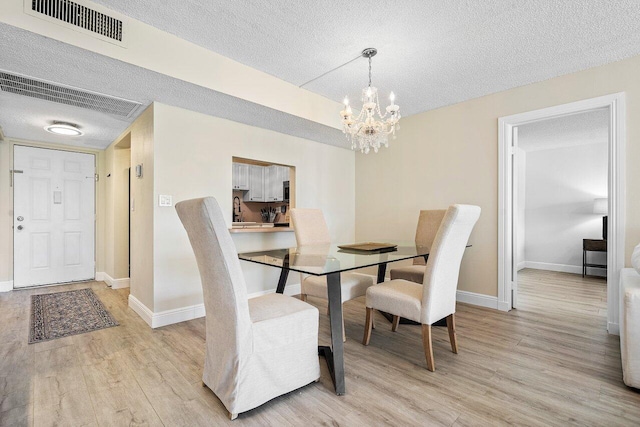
159, 195, 172, 207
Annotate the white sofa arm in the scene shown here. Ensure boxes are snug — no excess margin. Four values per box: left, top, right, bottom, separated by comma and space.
620, 268, 640, 388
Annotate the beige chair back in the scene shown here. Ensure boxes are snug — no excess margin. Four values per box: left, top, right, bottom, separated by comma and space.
421, 204, 480, 324
290, 208, 331, 246
413, 209, 447, 265
175, 197, 252, 368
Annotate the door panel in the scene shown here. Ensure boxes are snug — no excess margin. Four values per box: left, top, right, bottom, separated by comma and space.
30, 157, 51, 170
30, 178, 51, 220
64, 232, 82, 266
14, 146, 95, 288
64, 159, 82, 173
30, 232, 51, 269
63, 179, 82, 220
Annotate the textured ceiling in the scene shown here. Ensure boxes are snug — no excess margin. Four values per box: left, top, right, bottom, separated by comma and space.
0, 24, 344, 149
2, 1, 639, 149
0, 89, 138, 148
518, 109, 609, 152
93, 0, 640, 116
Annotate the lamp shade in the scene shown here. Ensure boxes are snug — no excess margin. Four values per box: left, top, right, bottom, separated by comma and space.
593, 198, 608, 214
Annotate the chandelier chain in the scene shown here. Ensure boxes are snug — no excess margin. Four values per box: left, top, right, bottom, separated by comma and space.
368, 56, 372, 87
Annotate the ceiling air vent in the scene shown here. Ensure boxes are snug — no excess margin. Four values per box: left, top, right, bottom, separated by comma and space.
0, 71, 143, 119
25, 0, 126, 45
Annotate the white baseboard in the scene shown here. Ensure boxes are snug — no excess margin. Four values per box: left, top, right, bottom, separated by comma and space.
128, 294, 205, 329
497, 300, 511, 312
523, 261, 587, 275
0, 280, 13, 292
456, 290, 498, 309
128, 283, 497, 329
517, 261, 526, 271
96, 272, 130, 289
151, 303, 206, 328
112, 278, 130, 289
128, 284, 303, 329
128, 294, 154, 327
608, 322, 620, 336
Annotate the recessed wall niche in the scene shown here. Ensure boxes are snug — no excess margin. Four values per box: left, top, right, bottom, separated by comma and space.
231, 156, 295, 227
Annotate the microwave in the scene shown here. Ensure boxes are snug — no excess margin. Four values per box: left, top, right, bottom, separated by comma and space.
283, 180, 290, 203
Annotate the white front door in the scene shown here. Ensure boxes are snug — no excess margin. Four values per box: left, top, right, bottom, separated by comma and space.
13, 146, 95, 288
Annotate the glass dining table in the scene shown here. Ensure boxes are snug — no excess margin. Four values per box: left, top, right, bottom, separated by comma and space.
237, 241, 431, 396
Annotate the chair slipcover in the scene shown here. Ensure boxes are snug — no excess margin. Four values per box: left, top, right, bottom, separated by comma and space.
390, 209, 446, 283
291, 208, 373, 302
367, 204, 481, 325
176, 197, 320, 417
290, 208, 331, 246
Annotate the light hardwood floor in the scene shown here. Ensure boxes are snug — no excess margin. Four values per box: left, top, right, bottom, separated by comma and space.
1, 270, 639, 426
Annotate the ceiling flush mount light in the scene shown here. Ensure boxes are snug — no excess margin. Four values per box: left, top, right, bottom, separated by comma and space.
340, 48, 400, 154
44, 121, 83, 136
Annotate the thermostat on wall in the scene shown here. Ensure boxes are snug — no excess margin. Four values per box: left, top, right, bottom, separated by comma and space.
159, 195, 172, 207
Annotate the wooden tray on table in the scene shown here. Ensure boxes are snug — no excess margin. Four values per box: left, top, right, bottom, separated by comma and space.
337, 242, 398, 253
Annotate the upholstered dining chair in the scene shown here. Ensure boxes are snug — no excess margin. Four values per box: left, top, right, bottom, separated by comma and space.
290, 208, 374, 342
389, 209, 446, 284
362, 204, 481, 371
176, 197, 320, 420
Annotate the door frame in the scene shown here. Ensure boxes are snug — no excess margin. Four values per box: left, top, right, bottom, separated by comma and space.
497, 93, 626, 335
12, 144, 97, 288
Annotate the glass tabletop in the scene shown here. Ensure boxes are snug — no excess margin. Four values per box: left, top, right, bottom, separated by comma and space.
238, 241, 431, 276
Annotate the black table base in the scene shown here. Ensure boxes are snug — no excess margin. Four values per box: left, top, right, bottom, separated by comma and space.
276, 268, 345, 395
324, 272, 345, 394
245, 245, 442, 397
318, 346, 343, 395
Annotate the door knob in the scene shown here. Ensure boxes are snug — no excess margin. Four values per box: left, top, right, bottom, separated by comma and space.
17, 225, 23, 230
16, 216, 24, 221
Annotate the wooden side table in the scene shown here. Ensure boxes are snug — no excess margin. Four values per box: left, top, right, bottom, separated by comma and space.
583, 239, 607, 277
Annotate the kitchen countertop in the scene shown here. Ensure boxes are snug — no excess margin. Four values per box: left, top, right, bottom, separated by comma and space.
228, 227, 295, 234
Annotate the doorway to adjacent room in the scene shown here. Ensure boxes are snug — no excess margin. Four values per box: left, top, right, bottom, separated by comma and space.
498, 93, 626, 334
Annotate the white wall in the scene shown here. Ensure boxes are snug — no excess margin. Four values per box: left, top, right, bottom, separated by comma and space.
151, 103, 355, 313
355, 53, 640, 299
104, 106, 155, 309
523, 143, 607, 274
104, 142, 131, 280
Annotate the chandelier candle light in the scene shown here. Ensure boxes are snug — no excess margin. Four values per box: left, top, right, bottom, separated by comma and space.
340, 48, 400, 154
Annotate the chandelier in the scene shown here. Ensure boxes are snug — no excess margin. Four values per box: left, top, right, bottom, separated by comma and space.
340, 48, 400, 154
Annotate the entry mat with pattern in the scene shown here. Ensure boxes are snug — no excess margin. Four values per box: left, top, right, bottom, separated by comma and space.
29, 288, 119, 344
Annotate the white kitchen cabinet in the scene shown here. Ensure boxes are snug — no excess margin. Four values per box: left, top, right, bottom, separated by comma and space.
244, 165, 265, 202
240, 164, 289, 203
264, 165, 289, 202
232, 162, 249, 190
264, 166, 278, 202
281, 165, 290, 183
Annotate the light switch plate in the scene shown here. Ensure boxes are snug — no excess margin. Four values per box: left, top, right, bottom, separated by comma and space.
159, 195, 172, 207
